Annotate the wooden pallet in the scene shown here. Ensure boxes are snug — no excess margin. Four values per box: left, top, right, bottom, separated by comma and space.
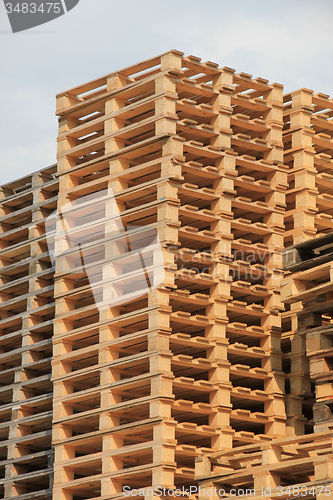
196, 430, 333, 500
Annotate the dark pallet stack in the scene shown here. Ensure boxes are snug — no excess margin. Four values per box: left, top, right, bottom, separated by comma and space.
282, 232, 333, 432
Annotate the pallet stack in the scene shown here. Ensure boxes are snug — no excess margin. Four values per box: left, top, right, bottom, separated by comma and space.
283, 89, 333, 245
282, 91, 333, 435
282, 232, 333, 432
227, 72, 286, 444
48, 50, 287, 500
0, 166, 58, 500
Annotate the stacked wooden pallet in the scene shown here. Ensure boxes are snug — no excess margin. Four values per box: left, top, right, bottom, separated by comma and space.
51, 50, 286, 500
282, 90, 333, 436
196, 430, 333, 500
0, 166, 58, 500
283, 89, 333, 245
282, 233, 333, 433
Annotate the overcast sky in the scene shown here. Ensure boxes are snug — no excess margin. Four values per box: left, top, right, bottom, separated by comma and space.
1, 0, 333, 186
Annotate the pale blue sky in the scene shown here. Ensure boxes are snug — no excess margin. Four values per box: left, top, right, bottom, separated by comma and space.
1, 0, 333, 185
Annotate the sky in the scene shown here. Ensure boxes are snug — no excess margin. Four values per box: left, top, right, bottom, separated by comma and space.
1, 0, 333, 186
